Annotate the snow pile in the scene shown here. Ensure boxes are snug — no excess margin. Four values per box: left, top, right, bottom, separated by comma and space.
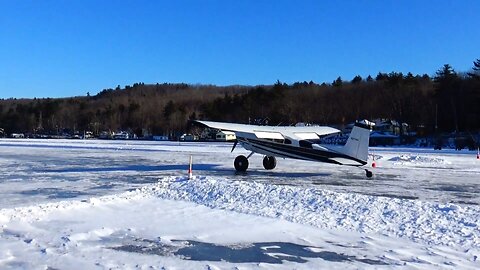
0, 189, 153, 223
147, 176, 479, 249
368, 153, 383, 161
388, 154, 450, 165
1, 175, 479, 268
3, 175, 477, 250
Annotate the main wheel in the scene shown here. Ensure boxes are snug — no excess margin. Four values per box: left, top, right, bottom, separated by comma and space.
263, 156, 277, 170
234, 155, 249, 172
365, 169, 373, 178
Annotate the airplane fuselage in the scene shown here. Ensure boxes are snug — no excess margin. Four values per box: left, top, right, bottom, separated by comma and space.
238, 136, 367, 166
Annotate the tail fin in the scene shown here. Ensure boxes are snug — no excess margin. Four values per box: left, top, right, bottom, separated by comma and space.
338, 121, 372, 164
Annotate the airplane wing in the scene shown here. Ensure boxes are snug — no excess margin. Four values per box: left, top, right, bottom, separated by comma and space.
194, 120, 340, 140
194, 120, 373, 178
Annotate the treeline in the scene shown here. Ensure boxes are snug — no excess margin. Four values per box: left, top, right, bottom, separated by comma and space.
0, 61, 479, 137
206, 62, 479, 134
0, 83, 248, 137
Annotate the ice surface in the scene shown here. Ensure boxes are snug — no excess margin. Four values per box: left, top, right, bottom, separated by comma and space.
0, 139, 479, 269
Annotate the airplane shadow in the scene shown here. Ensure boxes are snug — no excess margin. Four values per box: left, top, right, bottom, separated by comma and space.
232, 170, 331, 178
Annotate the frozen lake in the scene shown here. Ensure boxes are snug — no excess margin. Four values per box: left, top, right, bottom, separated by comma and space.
0, 139, 478, 207
0, 139, 479, 269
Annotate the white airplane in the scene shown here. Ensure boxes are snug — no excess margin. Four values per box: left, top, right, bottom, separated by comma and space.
194, 120, 375, 178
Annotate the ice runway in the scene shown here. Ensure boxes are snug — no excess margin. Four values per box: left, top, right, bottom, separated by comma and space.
0, 139, 478, 207
0, 139, 479, 269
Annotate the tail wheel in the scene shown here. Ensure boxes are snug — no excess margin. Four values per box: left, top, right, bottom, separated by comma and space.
234, 155, 249, 172
263, 156, 276, 170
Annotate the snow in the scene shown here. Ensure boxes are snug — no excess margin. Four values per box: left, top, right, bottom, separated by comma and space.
0, 139, 479, 269
388, 154, 450, 165
151, 176, 479, 248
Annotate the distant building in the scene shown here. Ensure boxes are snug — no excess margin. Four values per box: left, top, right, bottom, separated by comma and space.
374, 119, 401, 135
200, 128, 218, 141
10, 133, 25, 138
83, 131, 94, 139
113, 131, 130, 140
369, 119, 410, 146
216, 131, 236, 141
153, 135, 169, 141
180, 134, 199, 141
369, 132, 400, 146
98, 131, 112, 139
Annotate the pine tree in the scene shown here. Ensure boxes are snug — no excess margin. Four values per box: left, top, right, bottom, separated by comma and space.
467, 59, 480, 78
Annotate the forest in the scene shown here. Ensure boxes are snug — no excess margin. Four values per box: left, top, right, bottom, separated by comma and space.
0, 60, 479, 139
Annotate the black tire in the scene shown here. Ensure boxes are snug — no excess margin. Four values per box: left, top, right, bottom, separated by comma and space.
263, 156, 277, 170
234, 155, 249, 172
365, 169, 373, 178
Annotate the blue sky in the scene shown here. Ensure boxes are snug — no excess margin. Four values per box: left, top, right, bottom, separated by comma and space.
1, 0, 479, 98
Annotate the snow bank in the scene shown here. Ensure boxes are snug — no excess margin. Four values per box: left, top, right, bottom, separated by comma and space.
1, 175, 479, 269
147, 176, 479, 249
0, 189, 153, 223
1, 175, 478, 251
388, 154, 450, 165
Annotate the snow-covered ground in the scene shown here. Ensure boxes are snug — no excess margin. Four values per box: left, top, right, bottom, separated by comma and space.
0, 139, 479, 269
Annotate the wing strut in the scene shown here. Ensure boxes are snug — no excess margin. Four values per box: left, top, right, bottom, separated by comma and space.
231, 140, 238, 152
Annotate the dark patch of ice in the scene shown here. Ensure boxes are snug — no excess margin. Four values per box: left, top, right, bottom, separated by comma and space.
111, 239, 390, 265
427, 184, 477, 193
450, 200, 478, 206
89, 183, 117, 190
19, 188, 88, 199
375, 193, 419, 200
40, 164, 221, 174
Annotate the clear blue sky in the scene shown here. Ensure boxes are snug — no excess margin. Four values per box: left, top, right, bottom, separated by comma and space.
1, 0, 479, 98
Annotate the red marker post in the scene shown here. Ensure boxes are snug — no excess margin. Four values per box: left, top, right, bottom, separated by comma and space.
188, 155, 193, 179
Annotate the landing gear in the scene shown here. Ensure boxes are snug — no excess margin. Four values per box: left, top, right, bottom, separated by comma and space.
234, 155, 249, 172
263, 156, 276, 170
234, 154, 276, 172
365, 169, 373, 178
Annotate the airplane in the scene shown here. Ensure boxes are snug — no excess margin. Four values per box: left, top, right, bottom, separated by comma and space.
193, 119, 375, 178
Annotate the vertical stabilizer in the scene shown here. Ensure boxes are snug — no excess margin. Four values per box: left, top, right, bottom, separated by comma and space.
339, 120, 372, 163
